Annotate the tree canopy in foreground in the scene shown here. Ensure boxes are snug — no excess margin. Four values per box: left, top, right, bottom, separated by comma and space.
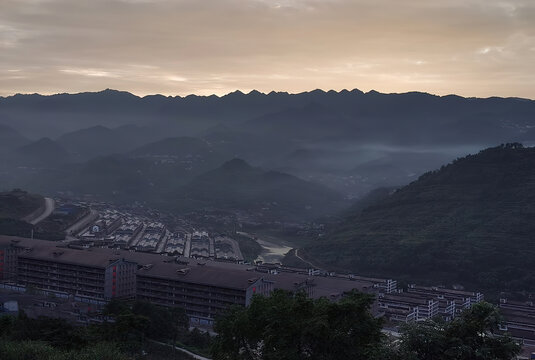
212, 290, 521, 360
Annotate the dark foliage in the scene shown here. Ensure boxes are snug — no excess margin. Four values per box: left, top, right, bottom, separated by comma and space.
213, 294, 519, 360
0, 302, 197, 359
212, 290, 385, 360
396, 302, 520, 360
305, 144, 535, 294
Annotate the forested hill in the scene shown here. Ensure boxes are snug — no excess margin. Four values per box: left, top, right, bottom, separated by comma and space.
303, 144, 535, 294
0, 189, 43, 219
170, 158, 347, 221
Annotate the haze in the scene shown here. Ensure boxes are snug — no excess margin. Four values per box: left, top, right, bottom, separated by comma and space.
1, 0, 534, 98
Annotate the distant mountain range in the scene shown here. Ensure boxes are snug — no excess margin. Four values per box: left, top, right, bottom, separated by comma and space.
302, 144, 535, 294
56, 125, 159, 161
2, 88, 535, 219
2, 89, 534, 144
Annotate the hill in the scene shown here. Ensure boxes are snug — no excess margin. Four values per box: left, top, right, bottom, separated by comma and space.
349, 151, 456, 188
13, 138, 71, 167
302, 144, 535, 294
27, 155, 191, 200
0, 189, 43, 219
0, 124, 29, 153
131, 136, 214, 157
243, 102, 352, 141
0, 190, 44, 238
2, 89, 535, 143
170, 159, 347, 221
23, 136, 230, 198
240, 91, 535, 145
56, 125, 155, 160
3, 89, 535, 197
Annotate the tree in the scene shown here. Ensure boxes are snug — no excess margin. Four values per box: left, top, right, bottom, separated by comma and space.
0, 340, 57, 360
398, 302, 521, 360
212, 290, 385, 360
132, 301, 189, 341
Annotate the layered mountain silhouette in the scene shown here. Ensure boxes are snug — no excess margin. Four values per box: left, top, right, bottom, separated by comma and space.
56, 125, 161, 161
2, 89, 535, 221
26, 136, 227, 200
2, 89, 535, 144
170, 159, 346, 220
0, 124, 29, 153
130, 137, 216, 158
13, 138, 71, 167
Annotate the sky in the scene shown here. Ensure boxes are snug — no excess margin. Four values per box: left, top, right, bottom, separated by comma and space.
0, 0, 534, 98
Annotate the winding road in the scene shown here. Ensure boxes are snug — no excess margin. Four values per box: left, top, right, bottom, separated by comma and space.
294, 248, 322, 270
151, 340, 211, 360
28, 197, 55, 225
65, 209, 99, 236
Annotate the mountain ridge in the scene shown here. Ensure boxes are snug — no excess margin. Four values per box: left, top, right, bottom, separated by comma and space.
1, 88, 533, 101
169, 158, 347, 221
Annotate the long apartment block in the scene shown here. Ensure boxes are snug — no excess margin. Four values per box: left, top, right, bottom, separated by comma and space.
498, 298, 535, 347
0, 235, 375, 326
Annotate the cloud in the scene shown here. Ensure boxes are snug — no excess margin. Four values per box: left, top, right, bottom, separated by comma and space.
166, 76, 188, 82
60, 68, 120, 78
0, 0, 534, 97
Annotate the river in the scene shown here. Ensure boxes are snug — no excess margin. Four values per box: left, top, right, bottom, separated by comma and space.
237, 231, 293, 263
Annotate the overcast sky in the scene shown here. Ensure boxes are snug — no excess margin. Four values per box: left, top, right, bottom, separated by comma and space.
1, 0, 534, 98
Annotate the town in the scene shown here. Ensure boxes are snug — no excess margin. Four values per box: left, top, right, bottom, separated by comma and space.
2, 196, 535, 357
48, 198, 245, 263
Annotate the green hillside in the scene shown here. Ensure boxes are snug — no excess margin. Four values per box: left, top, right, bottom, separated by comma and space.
303, 144, 535, 294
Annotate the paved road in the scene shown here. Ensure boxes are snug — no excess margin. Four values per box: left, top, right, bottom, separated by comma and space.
237, 231, 292, 263
228, 237, 244, 261
29, 197, 55, 225
183, 233, 192, 257
129, 224, 147, 247
155, 230, 170, 253
208, 236, 215, 258
294, 248, 321, 269
151, 340, 211, 360
65, 209, 99, 236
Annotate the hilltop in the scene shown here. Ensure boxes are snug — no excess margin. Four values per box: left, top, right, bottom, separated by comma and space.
169, 158, 347, 221
13, 138, 71, 167
302, 144, 535, 294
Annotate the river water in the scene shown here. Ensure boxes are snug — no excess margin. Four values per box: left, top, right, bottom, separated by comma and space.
237, 231, 293, 263
255, 238, 293, 263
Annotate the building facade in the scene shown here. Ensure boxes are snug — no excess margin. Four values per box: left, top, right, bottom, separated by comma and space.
0, 236, 370, 325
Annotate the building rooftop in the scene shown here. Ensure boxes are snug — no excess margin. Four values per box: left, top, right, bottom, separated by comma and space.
1, 235, 375, 295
